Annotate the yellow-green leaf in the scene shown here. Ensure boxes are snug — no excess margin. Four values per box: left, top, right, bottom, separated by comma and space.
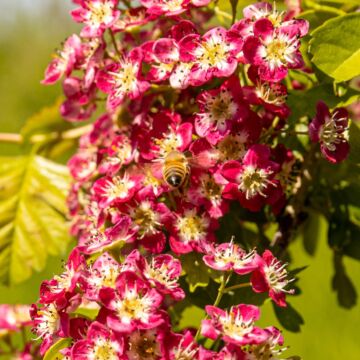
43, 338, 72, 360
0, 155, 72, 285
309, 13, 360, 81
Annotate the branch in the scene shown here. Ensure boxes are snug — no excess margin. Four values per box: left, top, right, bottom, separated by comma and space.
0, 124, 92, 145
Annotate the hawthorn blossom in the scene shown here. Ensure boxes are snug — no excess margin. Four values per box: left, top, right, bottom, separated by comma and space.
100, 271, 165, 333
221, 144, 282, 211
251, 250, 295, 307
201, 305, 269, 346
30, 303, 68, 354
179, 27, 243, 86
243, 18, 308, 82
309, 101, 350, 163
96, 49, 150, 110
92, 173, 139, 208
40, 249, 85, 304
42, 34, 82, 84
203, 241, 257, 274
169, 207, 217, 254
194, 77, 244, 143
82, 252, 122, 301
71, 0, 120, 38
71, 321, 123, 359
133, 251, 185, 300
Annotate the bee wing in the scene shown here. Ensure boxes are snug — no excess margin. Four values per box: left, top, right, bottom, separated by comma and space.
190, 150, 218, 169
148, 160, 163, 179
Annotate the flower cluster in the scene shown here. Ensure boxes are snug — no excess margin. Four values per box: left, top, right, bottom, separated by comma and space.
31, 247, 294, 358
33, 0, 352, 359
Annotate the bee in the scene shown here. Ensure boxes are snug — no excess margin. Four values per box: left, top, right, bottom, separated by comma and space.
163, 150, 190, 188
151, 150, 217, 190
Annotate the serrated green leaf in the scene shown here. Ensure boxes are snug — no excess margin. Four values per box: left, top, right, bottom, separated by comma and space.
43, 338, 72, 360
309, 13, 360, 81
0, 155, 72, 285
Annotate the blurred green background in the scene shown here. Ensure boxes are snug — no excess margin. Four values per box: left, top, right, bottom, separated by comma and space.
0, 1, 359, 359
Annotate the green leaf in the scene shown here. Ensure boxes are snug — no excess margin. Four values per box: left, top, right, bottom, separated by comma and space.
332, 253, 357, 309
229, 0, 239, 23
300, 9, 337, 31
272, 302, 304, 333
20, 98, 72, 142
181, 253, 215, 292
287, 84, 359, 125
0, 155, 72, 285
302, 211, 321, 256
43, 338, 72, 360
309, 13, 360, 81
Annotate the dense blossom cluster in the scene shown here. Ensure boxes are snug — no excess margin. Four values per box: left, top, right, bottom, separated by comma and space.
31, 247, 294, 358
32, 0, 351, 359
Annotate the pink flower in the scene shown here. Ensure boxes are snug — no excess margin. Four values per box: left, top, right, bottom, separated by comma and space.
42, 34, 82, 84
99, 271, 165, 333
133, 251, 185, 300
98, 134, 134, 176
30, 303, 69, 355
167, 331, 213, 360
92, 173, 139, 208
309, 101, 350, 163
71, 0, 120, 38
39, 249, 85, 305
82, 252, 122, 301
243, 66, 290, 118
221, 144, 282, 211
77, 217, 135, 254
68, 151, 97, 182
60, 77, 97, 121
71, 321, 123, 359
244, 326, 288, 359
96, 49, 150, 110
128, 200, 172, 253
169, 207, 217, 254
251, 250, 295, 307
179, 27, 243, 86
201, 304, 269, 346
194, 77, 244, 143
243, 18, 307, 82
141, 0, 190, 16
203, 240, 257, 274
186, 170, 228, 219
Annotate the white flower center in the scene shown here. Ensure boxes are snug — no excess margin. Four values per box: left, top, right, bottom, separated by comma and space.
89, 336, 120, 360
238, 166, 273, 199
109, 62, 138, 96
105, 175, 134, 200
195, 36, 230, 69
319, 113, 347, 152
264, 258, 294, 294
88, 1, 115, 25
219, 309, 254, 340
34, 304, 60, 339
216, 133, 248, 161
131, 202, 160, 237
176, 210, 209, 242
115, 289, 153, 324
